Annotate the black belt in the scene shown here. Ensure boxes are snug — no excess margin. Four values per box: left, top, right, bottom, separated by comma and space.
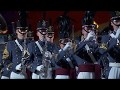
13, 70, 22, 74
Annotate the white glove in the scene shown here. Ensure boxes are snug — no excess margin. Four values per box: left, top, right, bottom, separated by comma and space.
59, 49, 62, 53
36, 65, 44, 71
66, 58, 71, 62
45, 51, 52, 59
110, 33, 116, 38
63, 42, 72, 51
85, 31, 95, 41
110, 27, 120, 38
15, 63, 21, 71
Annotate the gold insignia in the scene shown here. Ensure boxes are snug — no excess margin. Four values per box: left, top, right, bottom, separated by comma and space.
99, 43, 108, 50
23, 49, 30, 59
2, 46, 9, 60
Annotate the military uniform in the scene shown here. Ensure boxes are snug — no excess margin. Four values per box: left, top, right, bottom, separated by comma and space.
75, 11, 101, 79
99, 31, 120, 79
2, 37, 32, 79
27, 18, 59, 79
99, 11, 120, 79
54, 13, 77, 79
75, 38, 101, 79
54, 46, 77, 79
27, 40, 58, 79
2, 11, 33, 79
98, 34, 110, 79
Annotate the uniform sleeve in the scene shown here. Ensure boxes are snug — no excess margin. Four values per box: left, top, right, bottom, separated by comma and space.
26, 42, 37, 73
27, 42, 44, 73
108, 38, 117, 50
71, 54, 86, 66
55, 49, 67, 64
75, 41, 86, 54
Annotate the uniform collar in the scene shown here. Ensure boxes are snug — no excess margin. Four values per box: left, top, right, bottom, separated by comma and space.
47, 41, 54, 46
16, 38, 24, 44
38, 40, 45, 46
113, 30, 116, 35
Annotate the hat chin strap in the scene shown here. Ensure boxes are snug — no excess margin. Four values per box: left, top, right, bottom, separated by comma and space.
83, 29, 90, 33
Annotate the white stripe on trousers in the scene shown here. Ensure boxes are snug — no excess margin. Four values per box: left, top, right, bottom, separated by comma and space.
1, 76, 9, 79
55, 75, 70, 79
32, 68, 53, 79
108, 67, 120, 79
10, 71, 26, 79
77, 72, 95, 79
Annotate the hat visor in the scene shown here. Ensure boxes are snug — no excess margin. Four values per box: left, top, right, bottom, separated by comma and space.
18, 29, 27, 34
111, 16, 120, 20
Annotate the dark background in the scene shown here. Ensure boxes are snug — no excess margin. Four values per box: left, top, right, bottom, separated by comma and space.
0, 11, 111, 41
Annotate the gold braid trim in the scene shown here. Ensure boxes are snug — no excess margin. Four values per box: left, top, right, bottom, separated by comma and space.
99, 43, 108, 50
2, 46, 9, 60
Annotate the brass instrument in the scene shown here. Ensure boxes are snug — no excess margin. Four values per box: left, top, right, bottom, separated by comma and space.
21, 33, 30, 77
39, 36, 52, 79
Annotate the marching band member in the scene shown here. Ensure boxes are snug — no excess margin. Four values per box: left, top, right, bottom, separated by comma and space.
75, 11, 101, 79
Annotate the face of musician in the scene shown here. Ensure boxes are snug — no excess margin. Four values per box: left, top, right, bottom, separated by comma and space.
59, 38, 70, 49
16, 28, 27, 39
0, 29, 8, 34
37, 31, 47, 41
59, 39, 65, 49
82, 28, 88, 39
82, 25, 96, 39
46, 33, 54, 43
111, 17, 120, 31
